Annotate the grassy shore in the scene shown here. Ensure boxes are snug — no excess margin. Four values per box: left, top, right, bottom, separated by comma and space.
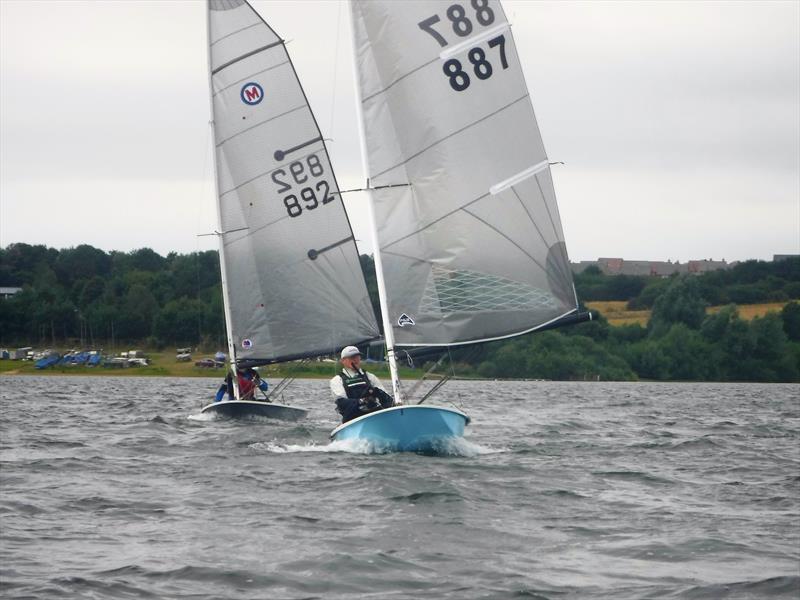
0, 352, 424, 380
585, 300, 794, 327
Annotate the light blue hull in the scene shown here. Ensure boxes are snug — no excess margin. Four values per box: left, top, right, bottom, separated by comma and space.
330, 405, 470, 453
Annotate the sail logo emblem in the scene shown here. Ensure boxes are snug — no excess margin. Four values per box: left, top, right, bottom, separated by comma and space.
241, 338, 253, 350
240, 82, 263, 105
397, 313, 415, 327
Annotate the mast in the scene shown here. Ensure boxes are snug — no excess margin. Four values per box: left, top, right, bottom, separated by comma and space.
348, 0, 402, 404
205, 1, 239, 399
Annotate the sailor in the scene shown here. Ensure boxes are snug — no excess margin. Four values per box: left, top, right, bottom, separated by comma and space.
214, 368, 269, 402
330, 345, 396, 422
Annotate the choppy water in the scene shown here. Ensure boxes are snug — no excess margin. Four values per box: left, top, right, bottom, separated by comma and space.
1, 376, 798, 599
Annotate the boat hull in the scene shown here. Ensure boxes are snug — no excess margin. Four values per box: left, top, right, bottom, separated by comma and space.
330, 405, 470, 452
200, 400, 307, 421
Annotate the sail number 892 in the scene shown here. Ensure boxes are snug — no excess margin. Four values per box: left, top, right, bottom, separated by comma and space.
271, 154, 334, 218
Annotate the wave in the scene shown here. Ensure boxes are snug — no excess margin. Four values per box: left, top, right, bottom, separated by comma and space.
678, 575, 800, 599
592, 470, 675, 485
249, 437, 504, 457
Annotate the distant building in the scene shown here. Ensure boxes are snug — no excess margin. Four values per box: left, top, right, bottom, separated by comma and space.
0, 287, 22, 299
774, 254, 799, 262
687, 259, 730, 274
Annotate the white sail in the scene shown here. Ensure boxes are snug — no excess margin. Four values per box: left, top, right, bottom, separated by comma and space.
208, 0, 379, 364
351, 0, 577, 347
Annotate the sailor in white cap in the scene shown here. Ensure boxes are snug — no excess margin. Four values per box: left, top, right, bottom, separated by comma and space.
330, 345, 396, 422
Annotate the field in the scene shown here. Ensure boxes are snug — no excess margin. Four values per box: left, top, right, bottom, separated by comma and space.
585, 300, 794, 327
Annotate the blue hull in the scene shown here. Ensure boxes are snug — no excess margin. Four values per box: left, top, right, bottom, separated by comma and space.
330, 405, 470, 453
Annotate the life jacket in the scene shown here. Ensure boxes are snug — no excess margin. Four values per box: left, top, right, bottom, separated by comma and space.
238, 373, 256, 399
339, 369, 371, 399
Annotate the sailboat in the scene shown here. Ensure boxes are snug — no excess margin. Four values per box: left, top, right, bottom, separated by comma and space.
200, 0, 382, 420
329, 0, 591, 449
200, 0, 589, 439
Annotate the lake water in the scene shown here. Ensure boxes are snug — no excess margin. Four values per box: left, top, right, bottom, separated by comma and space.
1, 376, 798, 599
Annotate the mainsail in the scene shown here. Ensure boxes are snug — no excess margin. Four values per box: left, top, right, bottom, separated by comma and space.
207, 0, 379, 365
351, 0, 578, 347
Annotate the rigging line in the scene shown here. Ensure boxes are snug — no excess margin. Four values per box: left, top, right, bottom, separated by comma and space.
328, 0, 343, 139
382, 192, 489, 251
332, 183, 411, 195
222, 216, 288, 248
417, 374, 452, 405
406, 352, 448, 400
211, 40, 284, 75
212, 60, 290, 97
461, 208, 548, 273
372, 94, 529, 180
197, 226, 250, 237
216, 104, 306, 147
534, 174, 561, 242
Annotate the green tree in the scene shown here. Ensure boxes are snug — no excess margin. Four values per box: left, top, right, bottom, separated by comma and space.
648, 276, 707, 336
153, 298, 206, 345
657, 323, 717, 380
781, 301, 800, 341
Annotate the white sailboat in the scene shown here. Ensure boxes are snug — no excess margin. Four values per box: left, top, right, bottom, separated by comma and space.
199, 0, 589, 439
200, 0, 381, 420
329, 0, 591, 449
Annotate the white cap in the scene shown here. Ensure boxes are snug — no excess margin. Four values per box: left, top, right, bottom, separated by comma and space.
340, 345, 361, 359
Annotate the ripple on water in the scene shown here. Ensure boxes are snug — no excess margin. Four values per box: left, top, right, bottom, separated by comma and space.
0, 377, 798, 600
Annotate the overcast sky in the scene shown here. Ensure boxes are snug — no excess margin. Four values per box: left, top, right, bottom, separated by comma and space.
1, 0, 798, 262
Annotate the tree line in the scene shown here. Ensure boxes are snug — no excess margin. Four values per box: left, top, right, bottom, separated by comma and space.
1, 244, 798, 382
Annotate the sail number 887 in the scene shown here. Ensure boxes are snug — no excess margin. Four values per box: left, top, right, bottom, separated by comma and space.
418, 1, 509, 92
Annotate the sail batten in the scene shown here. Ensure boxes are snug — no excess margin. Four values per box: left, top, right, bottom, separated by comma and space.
352, 0, 578, 348
208, 0, 380, 363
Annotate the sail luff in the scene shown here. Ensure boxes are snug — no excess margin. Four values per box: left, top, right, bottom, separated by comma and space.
347, 0, 403, 401
205, 0, 240, 398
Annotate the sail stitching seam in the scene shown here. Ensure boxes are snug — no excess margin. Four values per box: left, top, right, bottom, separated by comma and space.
216, 104, 306, 147
219, 145, 324, 198
213, 60, 290, 96
461, 208, 547, 273
511, 186, 550, 250
211, 22, 262, 46
372, 94, 529, 180
362, 58, 438, 103
534, 174, 560, 241
382, 193, 489, 250
212, 40, 284, 75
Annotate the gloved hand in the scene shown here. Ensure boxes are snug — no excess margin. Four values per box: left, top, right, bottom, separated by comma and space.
359, 391, 379, 410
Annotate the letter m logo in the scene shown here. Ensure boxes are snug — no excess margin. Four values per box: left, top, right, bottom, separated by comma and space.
240, 82, 264, 106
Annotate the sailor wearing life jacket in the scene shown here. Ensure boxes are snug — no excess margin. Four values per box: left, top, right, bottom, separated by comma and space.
330, 346, 396, 422
215, 368, 269, 402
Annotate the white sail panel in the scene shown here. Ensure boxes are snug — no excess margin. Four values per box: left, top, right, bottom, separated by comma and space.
352, 0, 577, 346
209, 0, 379, 363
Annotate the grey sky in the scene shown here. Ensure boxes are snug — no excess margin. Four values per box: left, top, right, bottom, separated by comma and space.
1, 0, 798, 262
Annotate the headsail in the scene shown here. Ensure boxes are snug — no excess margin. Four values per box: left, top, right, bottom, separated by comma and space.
351, 0, 578, 347
208, 0, 379, 364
